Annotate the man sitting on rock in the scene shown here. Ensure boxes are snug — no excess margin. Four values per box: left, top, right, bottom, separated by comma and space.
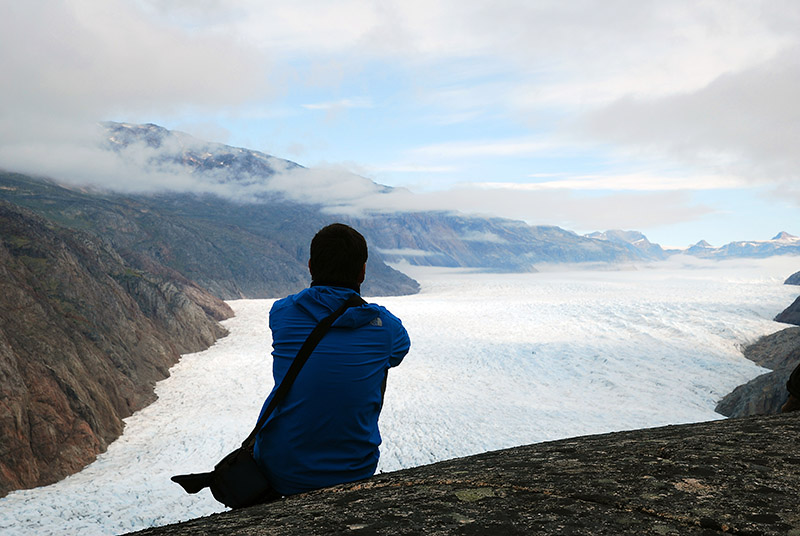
253, 223, 411, 496
782, 362, 800, 413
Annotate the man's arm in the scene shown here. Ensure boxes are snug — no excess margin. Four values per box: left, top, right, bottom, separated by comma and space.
388, 318, 410, 368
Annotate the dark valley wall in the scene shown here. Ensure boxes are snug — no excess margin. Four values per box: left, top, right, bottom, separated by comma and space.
774, 294, 800, 325
715, 327, 800, 417
716, 282, 800, 418
0, 201, 232, 497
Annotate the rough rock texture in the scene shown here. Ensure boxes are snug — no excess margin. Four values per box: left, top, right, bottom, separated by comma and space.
716, 326, 800, 417
786, 271, 800, 285
131, 413, 800, 536
716, 281, 800, 418
775, 294, 800, 326
0, 201, 232, 497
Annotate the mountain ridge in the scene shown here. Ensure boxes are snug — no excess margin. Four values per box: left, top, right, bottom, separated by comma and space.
100, 122, 800, 264
588, 228, 800, 261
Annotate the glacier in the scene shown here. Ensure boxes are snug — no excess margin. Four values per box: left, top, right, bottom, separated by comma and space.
1, 256, 798, 536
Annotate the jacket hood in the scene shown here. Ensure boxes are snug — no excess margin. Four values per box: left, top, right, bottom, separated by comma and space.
293, 286, 380, 328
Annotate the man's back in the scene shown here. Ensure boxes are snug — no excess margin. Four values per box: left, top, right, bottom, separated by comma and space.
253, 285, 409, 495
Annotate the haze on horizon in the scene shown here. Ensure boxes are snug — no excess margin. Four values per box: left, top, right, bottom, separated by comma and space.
1, 1, 799, 248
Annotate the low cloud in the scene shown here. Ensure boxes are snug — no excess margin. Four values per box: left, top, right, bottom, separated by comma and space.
266, 165, 712, 233
460, 231, 509, 244
2, 0, 795, 242
0, 123, 712, 237
579, 45, 800, 198
376, 248, 439, 257
482, 173, 749, 192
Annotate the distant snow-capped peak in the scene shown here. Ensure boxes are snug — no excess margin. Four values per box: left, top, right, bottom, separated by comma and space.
771, 231, 798, 243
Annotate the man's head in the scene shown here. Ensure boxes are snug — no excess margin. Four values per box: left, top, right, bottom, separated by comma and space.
309, 223, 368, 290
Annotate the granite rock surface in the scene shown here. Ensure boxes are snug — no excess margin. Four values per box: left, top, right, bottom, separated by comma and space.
131, 413, 800, 536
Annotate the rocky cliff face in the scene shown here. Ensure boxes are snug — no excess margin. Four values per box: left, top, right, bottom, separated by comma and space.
715, 326, 800, 417
715, 275, 800, 418
0, 201, 232, 497
774, 294, 800, 325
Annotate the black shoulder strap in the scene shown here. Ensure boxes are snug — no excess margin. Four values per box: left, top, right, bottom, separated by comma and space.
242, 293, 367, 450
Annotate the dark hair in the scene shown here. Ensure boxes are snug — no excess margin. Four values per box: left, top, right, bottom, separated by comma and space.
309, 223, 368, 288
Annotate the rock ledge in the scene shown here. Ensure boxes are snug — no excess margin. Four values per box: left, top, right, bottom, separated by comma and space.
132, 413, 800, 536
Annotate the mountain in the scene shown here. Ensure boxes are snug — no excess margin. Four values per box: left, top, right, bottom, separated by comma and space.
584, 230, 674, 260
587, 230, 800, 262
687, 239, 714, 255
683, 232, 800, 259
0, 123, 648, 294
0, 201, 231, 496
715, 326, 800, 417
0, 172, 419, 298
716, 280, 800, 418
97, 123, 800, 267
101, 122, 641, 270
775, 295, 800, 326
355, 215, 640, 271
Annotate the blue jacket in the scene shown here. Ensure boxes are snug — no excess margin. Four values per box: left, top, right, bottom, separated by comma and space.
253, 285, 410, 495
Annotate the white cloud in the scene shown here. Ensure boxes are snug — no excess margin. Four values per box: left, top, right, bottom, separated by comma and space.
481, 173, 749, 192
2, 0, 799, 242
0, 0, 270, 148
460, 231, 509, 244
376, 248, 439, 257
366, 185, 712, 232
257, 165, 712, 232
578, 44, 800, 195
301, 98, 374, 111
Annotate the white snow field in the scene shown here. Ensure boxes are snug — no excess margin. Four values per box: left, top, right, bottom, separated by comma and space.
1, 256, 798, 535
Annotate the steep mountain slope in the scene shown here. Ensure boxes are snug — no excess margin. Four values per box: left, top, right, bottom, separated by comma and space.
356, 214, 637, 270
775, 295, 800, 325
715, 327, 800, 417
0, 172, 419, 298
716, 277, 800, 418
0, 201, 231, 496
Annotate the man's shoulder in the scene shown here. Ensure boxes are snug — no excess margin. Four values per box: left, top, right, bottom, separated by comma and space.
270, 292, 298, 312
268, 291, 310, 329
365, 304, 407, 339
372, 304, 403, 325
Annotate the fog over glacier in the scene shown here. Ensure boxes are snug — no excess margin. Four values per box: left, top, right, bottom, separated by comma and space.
2, 257, 798, 535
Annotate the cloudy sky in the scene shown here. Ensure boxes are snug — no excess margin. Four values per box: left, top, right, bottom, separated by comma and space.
1, 0, 798, 247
